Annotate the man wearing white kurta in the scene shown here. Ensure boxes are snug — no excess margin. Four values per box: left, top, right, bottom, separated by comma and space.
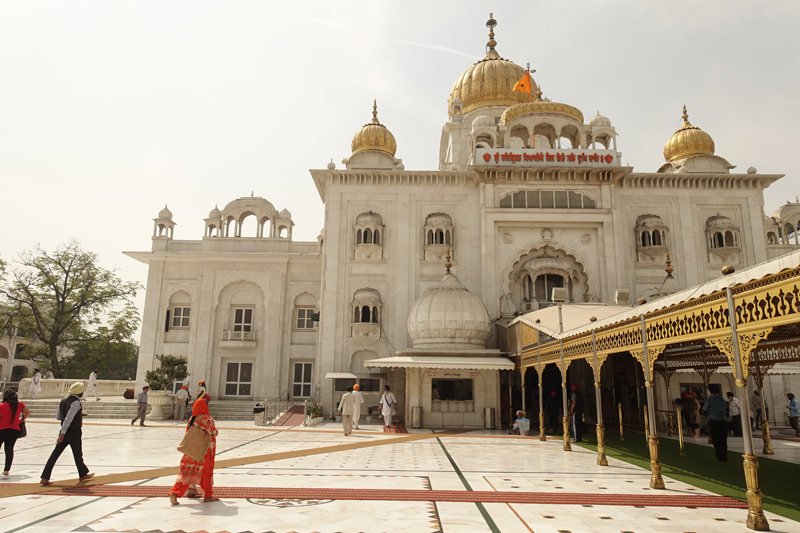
29, 369, 42, 399
338, 387, 355, 436
381, 385, 397, 428
351, 385, 364, 429
82, 367, 100, 401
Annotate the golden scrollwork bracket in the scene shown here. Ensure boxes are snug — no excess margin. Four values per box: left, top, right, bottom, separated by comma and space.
587, 353, 609, 380
560, 359, 572, 386
629, 346, 664, 383
737, 327, 773, 380
707, 327, 773, 380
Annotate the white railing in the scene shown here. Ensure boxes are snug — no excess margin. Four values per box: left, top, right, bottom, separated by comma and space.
222, 330, 257, 341
265, 388, 291, 425
16, 378, 135, 399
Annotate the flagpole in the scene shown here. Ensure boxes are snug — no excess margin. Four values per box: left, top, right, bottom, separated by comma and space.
527, 63, 532, 102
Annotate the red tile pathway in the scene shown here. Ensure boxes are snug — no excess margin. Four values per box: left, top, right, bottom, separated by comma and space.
13, 485, 748, 508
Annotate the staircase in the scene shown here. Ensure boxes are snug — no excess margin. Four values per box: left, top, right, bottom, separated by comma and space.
25, 398, 256, 422
208, 400, 257, 421
272, 405, 305, 427
25, 399, 150, 420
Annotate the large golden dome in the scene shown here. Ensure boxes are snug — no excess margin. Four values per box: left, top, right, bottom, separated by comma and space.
351, 100, 397, 156
448, 14, 534, 116
663, 105, 715, 162
501, 90, 584, 124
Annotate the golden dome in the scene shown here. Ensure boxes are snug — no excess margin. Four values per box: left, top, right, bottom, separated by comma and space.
663, 105, 715, 162
500, 90, 584, 124
448, 14, 534, 116
351, 100, 397, 156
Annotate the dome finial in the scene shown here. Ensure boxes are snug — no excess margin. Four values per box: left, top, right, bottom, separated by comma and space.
682, 104, 688, 121
665, 252, 674, 279
445, 248, 452, 274
486, 13, 497, 51
370, 99, 380, 125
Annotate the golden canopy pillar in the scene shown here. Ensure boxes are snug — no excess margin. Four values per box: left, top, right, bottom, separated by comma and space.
587, 330, 609, 466
631, 319, 665, 490
560, 342, 571, 451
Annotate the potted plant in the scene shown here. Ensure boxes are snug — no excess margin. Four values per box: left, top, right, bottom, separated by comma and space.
366, 406, 375, 423
143, 354, 189, 420
305, 403, 324, 427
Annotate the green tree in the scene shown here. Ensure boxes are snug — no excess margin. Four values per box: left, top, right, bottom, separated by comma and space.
144, 354, 189, 391
59, 306, 141, 379
0, 240, 142, 378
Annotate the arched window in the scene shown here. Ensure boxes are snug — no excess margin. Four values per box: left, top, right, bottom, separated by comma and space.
353, 212, 384, 259
724, 231, 735, 247
534, 274, 565, 302
351, 288, 382, 337
714, 232, 724, 248
767, 232, 778, 244
652, 231, 662, 246
423, 213, 455, 261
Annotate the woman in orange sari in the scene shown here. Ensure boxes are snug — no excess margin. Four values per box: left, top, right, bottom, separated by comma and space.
169, 392, 219, 505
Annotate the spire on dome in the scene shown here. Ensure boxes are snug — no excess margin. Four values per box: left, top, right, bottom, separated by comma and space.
370, 99, 380, 125
483, 13, 501, 60
665, 252, 674, 279
445, 248, 452, 274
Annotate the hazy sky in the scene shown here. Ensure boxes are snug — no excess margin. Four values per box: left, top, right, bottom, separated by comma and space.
1, 1, 798, 323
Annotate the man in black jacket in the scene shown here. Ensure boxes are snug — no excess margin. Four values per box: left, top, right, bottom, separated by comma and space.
40, 382, 94, 485
570, 384, 585, 443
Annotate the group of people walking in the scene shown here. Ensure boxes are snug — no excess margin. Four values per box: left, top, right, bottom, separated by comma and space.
0, 376, 219, 505
337, 385, 397, 435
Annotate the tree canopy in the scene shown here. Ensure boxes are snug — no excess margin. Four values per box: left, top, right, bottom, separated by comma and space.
0, 240, 142, 378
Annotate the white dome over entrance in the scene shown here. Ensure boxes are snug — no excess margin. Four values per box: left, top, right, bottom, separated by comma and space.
407, 268, 491, 351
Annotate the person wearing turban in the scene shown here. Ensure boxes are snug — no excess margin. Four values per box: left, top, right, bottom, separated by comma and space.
40, 382, 93, 485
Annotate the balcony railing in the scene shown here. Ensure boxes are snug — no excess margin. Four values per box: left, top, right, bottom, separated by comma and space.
222, 330, 256, 341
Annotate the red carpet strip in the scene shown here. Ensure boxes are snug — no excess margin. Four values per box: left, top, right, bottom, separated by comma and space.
18, 485, 747, 508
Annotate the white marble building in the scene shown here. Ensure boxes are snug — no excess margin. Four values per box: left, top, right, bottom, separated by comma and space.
127, 15, 798, 427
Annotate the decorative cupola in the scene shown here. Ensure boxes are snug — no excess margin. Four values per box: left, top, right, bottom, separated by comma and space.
663, 105, 715, 162
659, 105, 734, 173
351, 100, 397, 156
448, 14, 531, 118
204, 205, 222, 238
153, 205, 175, 239
407, 250, 492, 350
344, 101, 404, 170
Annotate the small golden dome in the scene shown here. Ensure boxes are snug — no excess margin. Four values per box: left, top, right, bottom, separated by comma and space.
351, 100, 397, 156
663, 105, 715, 162
500, 89, 584, 124
448, 14, 533, 116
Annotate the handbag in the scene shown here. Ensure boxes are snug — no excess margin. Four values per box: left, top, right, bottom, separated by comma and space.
18, 420, 27, 438
176, 416, 211, 461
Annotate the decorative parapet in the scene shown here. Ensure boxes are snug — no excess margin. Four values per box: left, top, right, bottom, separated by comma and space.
18, 378, 135, 400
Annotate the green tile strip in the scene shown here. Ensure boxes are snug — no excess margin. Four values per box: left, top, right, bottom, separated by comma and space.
436, 437, 500, 533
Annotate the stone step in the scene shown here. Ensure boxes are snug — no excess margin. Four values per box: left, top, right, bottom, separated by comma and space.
25, 400, 257, 421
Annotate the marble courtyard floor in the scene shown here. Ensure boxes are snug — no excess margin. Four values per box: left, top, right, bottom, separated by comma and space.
1, 419, 798, 533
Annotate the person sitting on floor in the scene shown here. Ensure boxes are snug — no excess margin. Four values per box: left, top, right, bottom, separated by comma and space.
509, 410, 524, 435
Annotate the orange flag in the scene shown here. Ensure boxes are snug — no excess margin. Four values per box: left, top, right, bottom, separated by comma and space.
512, 71, 532, 100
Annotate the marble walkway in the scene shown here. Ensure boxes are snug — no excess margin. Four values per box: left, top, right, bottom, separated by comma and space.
0, 418, 798, 533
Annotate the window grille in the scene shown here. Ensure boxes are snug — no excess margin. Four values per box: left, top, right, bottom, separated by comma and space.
498, 190, 597, 209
